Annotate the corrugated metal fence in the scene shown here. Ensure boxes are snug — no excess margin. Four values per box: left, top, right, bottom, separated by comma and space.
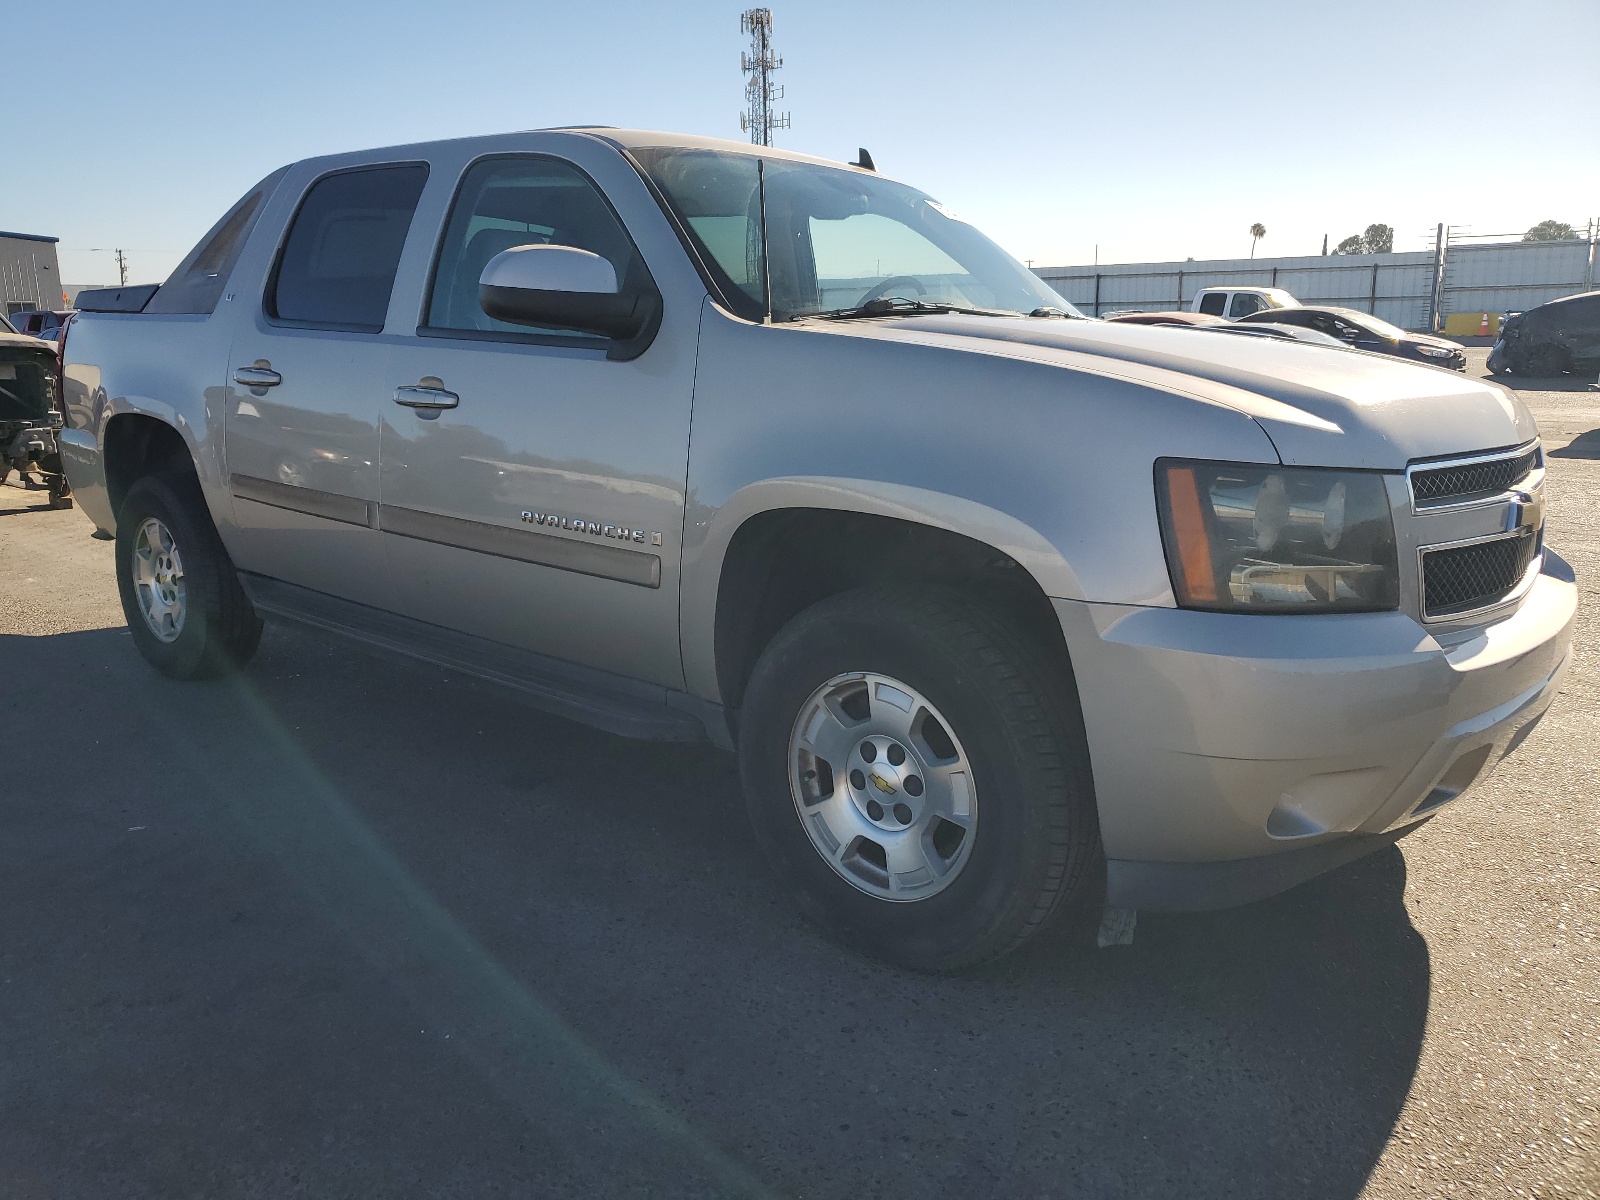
1035, 236, 1598, 331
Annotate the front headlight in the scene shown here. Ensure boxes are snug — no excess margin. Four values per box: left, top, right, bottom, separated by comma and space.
1416, 345, 1456, 359
1155, 460, 1399, 612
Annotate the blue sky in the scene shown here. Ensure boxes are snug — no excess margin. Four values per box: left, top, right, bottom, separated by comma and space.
9, 0, 1598, 286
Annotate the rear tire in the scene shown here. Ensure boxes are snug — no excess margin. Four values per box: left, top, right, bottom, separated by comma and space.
738, 586, 1100, 972
116, 471, 262, 679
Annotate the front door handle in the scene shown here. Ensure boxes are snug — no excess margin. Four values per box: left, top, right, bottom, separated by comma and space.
393, 382, 459, 410
233, 362, 282, 388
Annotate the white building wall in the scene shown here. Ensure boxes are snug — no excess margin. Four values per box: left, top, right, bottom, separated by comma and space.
0, 234, 65, 315
1035, 239, 1598, 330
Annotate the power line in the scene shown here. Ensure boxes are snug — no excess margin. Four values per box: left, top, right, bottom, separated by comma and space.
81, 247, 132, 284
739, 9, 789, 146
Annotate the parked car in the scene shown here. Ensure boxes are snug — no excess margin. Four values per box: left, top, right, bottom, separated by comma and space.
1199, 322, 1344, 347
1488, 291, 1600, 377
1, 322, 72, 505
1107, 312, 1340, 345
1238, 305, 1466, 370
1190, 287, 1299, 320
59, 128, 1574, 971
1106, 310, 1225, 327
9, 309, 75, 342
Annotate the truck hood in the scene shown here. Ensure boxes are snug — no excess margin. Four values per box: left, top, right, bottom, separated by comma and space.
823, 314, 1535, 469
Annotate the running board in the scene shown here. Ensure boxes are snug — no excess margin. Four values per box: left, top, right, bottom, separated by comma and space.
238, 573, 714, 744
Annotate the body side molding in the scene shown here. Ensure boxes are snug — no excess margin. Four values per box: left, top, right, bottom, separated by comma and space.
379, 505, 662, 588
230, 473, 376, 528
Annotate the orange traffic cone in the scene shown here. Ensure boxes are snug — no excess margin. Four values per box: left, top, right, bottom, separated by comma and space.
1478, 312, 1490, 336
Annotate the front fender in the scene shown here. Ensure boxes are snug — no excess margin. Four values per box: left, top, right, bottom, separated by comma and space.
678, 475, 1083, 702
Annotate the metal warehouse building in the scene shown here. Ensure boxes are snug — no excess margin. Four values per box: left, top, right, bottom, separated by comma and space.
1036, 236, 1598, 332
1, 231, 65, 316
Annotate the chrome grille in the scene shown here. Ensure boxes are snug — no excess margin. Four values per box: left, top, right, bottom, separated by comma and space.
1411, 446, 1539, 507
1422, 532, 1539, 618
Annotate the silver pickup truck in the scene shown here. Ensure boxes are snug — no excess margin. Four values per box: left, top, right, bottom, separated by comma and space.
59, 129, 1576, 970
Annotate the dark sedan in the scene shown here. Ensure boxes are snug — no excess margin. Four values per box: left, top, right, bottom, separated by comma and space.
1489, 291, 1600, 377
1238, 305, 1467, 370
1104, 310, 1225, 327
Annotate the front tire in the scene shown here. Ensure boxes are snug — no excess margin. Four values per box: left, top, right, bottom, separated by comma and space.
738, 587, 1100, 971
116, 471, 262, 679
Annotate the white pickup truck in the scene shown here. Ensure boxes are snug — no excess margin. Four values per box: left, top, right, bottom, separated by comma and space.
1191, 287, 1301, 320
59, 129, 1575, 970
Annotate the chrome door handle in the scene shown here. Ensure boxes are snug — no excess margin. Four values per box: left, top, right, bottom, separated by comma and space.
393, 384, 459, 410
233, 364, 282, 387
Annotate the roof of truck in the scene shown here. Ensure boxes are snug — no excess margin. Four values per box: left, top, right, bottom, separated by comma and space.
298, 127, 875, 177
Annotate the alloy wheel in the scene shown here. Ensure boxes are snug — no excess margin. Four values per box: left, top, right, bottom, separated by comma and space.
131, 517, 187, 643
787, 671, 977, 901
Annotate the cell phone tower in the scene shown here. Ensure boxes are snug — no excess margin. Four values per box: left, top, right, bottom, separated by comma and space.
739, 8, 790, 146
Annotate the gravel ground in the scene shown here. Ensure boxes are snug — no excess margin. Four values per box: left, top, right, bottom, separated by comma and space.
0, 348, 1595, 1198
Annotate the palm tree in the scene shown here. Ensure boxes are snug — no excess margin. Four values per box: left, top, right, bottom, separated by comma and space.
1249, 223, 1267, 258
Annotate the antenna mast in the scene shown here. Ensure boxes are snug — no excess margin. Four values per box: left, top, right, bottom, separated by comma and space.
739, 9, 790, 146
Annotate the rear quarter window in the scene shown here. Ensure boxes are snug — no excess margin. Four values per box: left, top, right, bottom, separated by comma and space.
145, 167, 289, 316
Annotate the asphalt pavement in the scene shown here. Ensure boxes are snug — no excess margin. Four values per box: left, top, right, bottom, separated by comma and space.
1, 349, 1595, 1199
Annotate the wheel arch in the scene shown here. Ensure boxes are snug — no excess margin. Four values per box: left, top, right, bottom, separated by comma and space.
102, 411, 201, 525
685, 477, 1085, 715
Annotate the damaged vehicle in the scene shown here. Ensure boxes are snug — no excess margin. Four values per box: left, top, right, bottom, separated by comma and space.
1488, 290, 1600, 377
57, 130, 1575, 970
0, 312, 72, 507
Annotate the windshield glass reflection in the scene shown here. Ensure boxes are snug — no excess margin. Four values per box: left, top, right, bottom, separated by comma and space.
632, 147, 1079, 321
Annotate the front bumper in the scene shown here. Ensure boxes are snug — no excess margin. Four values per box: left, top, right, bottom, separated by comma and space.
1054, 550, 1577, 911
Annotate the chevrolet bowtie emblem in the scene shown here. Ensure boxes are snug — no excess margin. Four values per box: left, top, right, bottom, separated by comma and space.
1505, 489, 1545, 535
868, 772, 897, 795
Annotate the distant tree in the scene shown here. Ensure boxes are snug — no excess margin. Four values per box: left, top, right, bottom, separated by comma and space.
1362, 223, 1394, 253
1523, 219, 1580, 242
1249, 223, 1266, 258
1332, 224, 1394, 254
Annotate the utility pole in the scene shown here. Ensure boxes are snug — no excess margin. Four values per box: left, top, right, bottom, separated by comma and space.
1427, 223, 1445, 333
115, 249, 128, 287
739, 9, 789, 146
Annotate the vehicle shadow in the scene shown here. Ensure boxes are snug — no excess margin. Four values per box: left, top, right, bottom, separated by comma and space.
2, 623, 1429, 1199
1486, 372, 1599, 393
0, 484, 57, 517
1549, 429, 1600, 459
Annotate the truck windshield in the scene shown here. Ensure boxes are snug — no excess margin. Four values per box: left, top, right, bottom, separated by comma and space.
631, 147, 1079, 322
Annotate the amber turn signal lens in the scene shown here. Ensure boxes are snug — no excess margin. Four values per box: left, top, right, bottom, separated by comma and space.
1162, 465, 1219, 604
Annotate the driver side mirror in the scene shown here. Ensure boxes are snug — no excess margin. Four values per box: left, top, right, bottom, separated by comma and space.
479, 244, 657, 345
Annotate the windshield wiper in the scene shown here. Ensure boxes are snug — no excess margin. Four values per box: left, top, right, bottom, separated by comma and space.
803, 297, 1022, 321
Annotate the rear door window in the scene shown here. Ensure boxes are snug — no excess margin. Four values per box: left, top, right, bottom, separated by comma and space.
1197, 292, 1227, 316
268, 163, 429, 332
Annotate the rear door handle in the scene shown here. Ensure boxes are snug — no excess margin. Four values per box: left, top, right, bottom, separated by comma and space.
393, 384, 459, 410
233, 364, 282, 388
